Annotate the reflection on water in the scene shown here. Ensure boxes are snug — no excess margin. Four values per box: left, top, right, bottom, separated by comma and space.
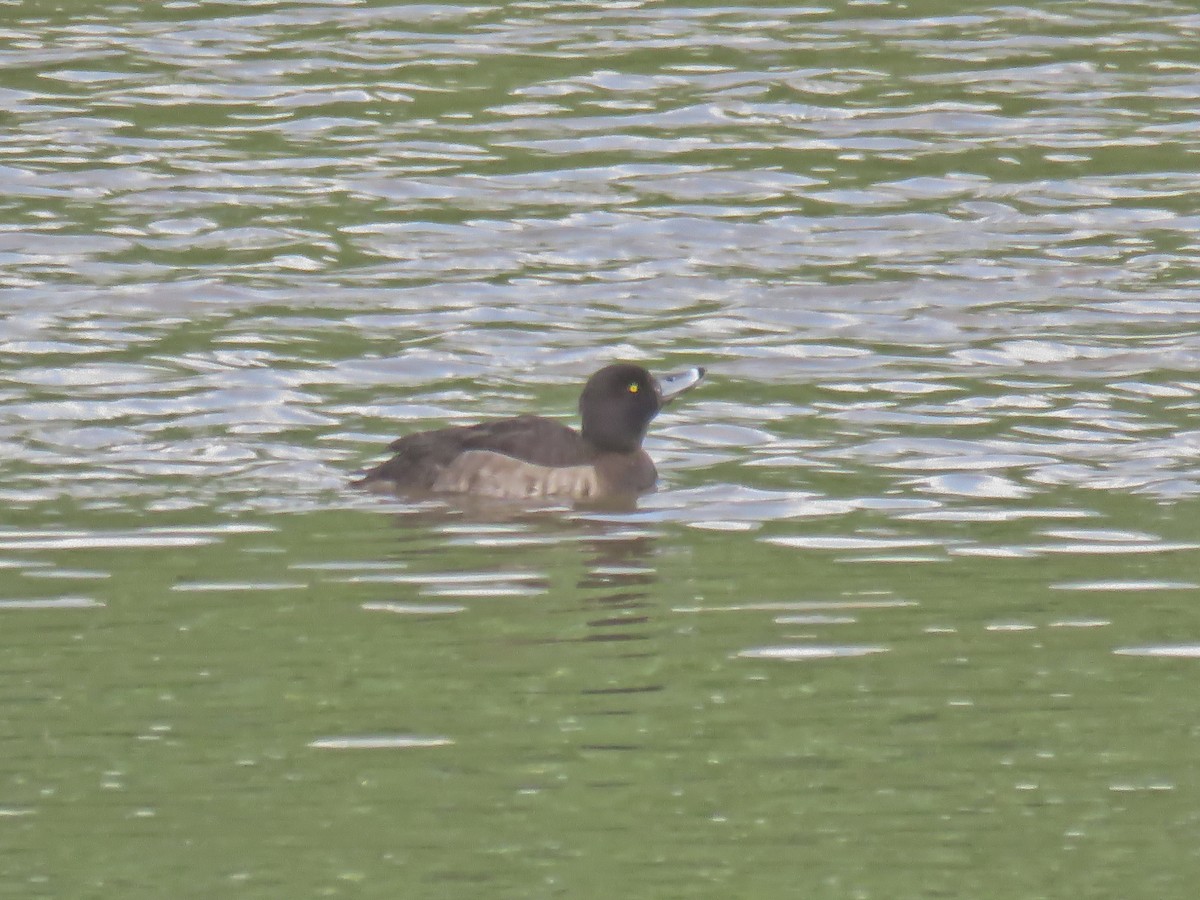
309, 735, 454, 750
3, 0, 1200, 896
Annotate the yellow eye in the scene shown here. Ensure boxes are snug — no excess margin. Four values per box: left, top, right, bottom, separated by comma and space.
628, 383, 639, 393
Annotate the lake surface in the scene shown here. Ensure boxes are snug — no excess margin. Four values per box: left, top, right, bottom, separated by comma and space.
3, 2, 1200, 896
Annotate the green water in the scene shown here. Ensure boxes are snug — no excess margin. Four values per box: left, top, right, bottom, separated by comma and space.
4, 2, 1200, 897
6, 500, 1199, 897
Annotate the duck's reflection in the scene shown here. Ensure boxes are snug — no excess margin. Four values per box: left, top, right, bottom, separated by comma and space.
563, 527, 663, 755
369, 503, 668, 762
574, 531, 658, 646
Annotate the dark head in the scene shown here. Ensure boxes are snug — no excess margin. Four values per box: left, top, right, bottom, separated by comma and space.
579, 363, 705, 454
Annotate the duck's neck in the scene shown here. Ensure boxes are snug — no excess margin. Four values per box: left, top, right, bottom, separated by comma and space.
580, 422, 645, 455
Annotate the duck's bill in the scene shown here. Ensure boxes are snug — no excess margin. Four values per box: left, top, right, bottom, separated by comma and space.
657, 366, 706, 403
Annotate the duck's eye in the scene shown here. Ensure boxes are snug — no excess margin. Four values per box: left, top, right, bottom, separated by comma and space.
628, 383, 639, 393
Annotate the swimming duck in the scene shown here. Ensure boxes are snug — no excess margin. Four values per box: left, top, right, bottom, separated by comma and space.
355, 363, 705, 501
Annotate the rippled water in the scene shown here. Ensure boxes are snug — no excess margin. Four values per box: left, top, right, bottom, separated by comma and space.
4, 3, 1200, 897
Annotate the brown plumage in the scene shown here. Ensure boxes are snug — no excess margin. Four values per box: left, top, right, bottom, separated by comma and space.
354, 363, 705, 502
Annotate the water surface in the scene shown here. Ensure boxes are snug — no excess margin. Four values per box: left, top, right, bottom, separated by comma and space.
3, 2, 1200, 897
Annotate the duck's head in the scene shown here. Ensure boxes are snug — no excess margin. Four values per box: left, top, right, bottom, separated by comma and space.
579, 363, 706, 453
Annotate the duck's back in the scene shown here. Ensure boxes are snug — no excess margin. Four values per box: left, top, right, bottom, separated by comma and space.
356, 415, 590, 492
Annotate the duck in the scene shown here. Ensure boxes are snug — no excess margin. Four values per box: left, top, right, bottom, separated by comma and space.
354, 363, 705, 501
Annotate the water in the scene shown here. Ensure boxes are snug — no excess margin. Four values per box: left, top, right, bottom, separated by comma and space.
3, 1, 1200, 896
